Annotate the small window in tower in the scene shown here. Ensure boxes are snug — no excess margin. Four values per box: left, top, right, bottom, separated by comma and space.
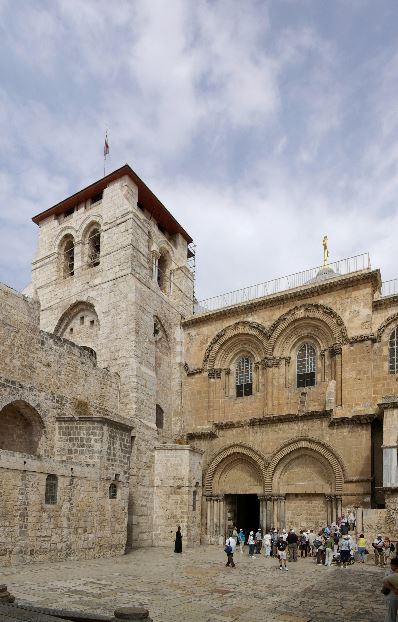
69, 327, 73, 334
109, 482, 118, 499
80, 316, 84, 325
192, 490, 197, 511
90, 320, 95, 328
45, 474, 58, 505
156, 404, 164, 429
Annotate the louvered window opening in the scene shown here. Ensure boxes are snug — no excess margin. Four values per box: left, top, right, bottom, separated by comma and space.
389, 327, 398, 374
88, 229, 101, 267
236, 356, 253, 397
297, 343, 316, 387
64, 241, 74, 277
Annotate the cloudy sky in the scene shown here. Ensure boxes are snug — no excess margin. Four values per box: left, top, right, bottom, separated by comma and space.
1, 0, 398, 301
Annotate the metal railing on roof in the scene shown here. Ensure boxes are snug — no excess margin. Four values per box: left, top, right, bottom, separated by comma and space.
194, 252, 371, 314
381, 279, 398, 298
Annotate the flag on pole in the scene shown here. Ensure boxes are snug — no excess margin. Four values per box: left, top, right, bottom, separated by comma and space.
104, 131, 109, 157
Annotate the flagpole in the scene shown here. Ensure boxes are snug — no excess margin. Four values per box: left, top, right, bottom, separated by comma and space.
103, 129, 109, 177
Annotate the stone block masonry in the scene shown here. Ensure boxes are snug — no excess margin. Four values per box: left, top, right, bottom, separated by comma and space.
0, 284, 132, 565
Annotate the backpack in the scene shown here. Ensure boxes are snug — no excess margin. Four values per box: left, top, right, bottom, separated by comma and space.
314, 539, 321, 548
224, 544, 232, 555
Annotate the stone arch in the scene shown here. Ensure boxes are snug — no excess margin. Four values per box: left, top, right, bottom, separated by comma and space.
204, 444, 266, 495
0, 400, 45, 455
203, 321, 269, 370
376, 312, 398, 342
54, 301, 99, 353
266, 304, 348, 357
81, 219, 102, 267
266, 437, 346, 494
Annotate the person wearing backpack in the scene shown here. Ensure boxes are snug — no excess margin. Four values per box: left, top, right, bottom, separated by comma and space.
224, 535, 236, 567
324, 534, 334, 567
300, 530, 309, 557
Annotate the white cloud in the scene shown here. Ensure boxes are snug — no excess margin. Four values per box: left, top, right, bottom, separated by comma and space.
0, 0, 398, 298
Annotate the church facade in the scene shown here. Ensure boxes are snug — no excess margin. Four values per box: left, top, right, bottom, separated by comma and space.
0, 164, 397, 564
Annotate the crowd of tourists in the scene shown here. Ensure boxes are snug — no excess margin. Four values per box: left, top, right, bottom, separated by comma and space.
224, 514, 396, 573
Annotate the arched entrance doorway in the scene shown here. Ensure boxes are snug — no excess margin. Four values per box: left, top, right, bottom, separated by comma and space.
204, 446, 265, 543
269, 440, 345, 530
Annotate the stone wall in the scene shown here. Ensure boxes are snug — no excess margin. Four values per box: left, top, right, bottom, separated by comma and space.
153, 444, 202, 547
0, 284, 132, 565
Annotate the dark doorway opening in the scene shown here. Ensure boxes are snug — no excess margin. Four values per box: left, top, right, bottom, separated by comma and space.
236, 494, 260, 537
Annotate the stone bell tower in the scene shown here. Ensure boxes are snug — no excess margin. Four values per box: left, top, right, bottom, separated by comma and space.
30, 164, 195, 546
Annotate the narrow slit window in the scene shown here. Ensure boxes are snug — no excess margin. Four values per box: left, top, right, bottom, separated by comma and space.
109, 483, 118, 499
389, 327, 398, 374
45, 474, 58, 505
235, 356, 253, 397
297, 343, 316, 387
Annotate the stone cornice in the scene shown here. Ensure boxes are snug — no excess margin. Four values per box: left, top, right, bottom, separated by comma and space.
183, 410, 376, 439
56, 415, 134, 431
373, 295, 398, 309
378, 396, 398, 410
348, 334, 377, 344
183, 269, 381, 327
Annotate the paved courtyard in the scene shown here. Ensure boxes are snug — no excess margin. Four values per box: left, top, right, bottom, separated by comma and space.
0, 546, 389, 622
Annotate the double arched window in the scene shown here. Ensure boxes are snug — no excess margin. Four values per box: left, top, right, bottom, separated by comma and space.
389, 327, 398, 374
235, 356, 253, 397
297, 343, 316, 387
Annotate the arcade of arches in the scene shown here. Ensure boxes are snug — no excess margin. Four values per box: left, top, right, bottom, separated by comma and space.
204, 443, 344, 540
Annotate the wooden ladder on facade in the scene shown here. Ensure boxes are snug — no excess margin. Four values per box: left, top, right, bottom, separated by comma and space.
298, 390, 307, 415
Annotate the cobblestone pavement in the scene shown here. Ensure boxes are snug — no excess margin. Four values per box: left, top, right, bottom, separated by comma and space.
0, 547, 389, 622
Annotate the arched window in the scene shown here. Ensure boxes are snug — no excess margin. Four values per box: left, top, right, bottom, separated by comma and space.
156, 404, 164, 429
45, 474, 58, 505
109, 483, 118, 499
87, 227, 101, 267
389, 327, 398, 374
60, 235, 75, 278
297, 343, 316, 387
235, 356, 253, 397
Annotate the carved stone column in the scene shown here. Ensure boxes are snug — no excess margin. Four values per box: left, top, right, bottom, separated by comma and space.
205, 496, 214, 540
284, 357, 291, 389
258, 495, 267, 530
271, 495, 278, 528
336, 495, 343, 519
330, 345, 343, 406
265, 496, 272, 532
279, 495, 286, 529
325, 495, 332, 525
218, 496, 225, 539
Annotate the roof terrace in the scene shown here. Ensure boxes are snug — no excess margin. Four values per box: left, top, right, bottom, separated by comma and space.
194, 252, 397, 315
